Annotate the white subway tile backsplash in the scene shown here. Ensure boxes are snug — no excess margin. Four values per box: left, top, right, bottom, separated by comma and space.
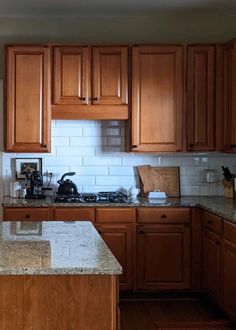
96, 176, 135, 186
3, 120, 236, 196
56, 147, 94, 156
83, 156, 122, 166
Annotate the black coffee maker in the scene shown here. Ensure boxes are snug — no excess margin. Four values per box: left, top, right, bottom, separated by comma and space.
25, 171, 46, 199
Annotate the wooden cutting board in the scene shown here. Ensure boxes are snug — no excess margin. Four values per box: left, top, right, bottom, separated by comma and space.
137, 166, 180, 197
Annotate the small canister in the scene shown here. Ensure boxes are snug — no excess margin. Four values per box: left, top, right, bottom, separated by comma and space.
19, 188, 27, 199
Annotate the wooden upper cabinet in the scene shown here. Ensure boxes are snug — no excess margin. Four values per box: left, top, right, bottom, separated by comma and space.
52, 45, 128, 120
53, 46, 89, 105
187, 45, 215, 151
223, 40, 236, 152
131, 45, 183, 152
92, 46, 128, 105
6, 45, 51, 152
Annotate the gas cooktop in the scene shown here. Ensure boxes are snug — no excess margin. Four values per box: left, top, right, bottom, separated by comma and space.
54, 191, 128, 203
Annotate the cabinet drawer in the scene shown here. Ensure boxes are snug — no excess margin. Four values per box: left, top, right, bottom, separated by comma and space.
54, 208, 95, 222
203, 211, 222, 234
138, 208, 190, 224
4, 208, 51, 221
224, 220, 236, 245
96, 208, 136, 223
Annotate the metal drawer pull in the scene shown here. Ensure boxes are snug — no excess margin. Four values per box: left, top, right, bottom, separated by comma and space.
161, 214, 167, 218
25, 214, 30, 219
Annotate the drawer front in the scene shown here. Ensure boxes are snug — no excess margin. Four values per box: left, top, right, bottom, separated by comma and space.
96, 208, 136, 223
54, 208, 95, 222
138, 208, 191, 224
4, 208, 51, 221
224, 220, 236, 245
203, 211, 222, 234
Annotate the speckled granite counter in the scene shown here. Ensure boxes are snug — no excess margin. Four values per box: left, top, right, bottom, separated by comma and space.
0, 221, 122, 275
3, 196, 236, 224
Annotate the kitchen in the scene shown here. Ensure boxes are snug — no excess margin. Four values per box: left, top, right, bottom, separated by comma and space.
1, 1, 236, 329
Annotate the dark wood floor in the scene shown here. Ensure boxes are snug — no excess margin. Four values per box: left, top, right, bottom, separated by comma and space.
120, 295, 235, 330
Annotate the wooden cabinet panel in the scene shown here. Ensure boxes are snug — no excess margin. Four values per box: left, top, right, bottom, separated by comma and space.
131, 45, 183, 152
223, 41, 236, 152
54, 208, 95, 222
138, 224, 191, 290
3, 208, 51, 221
52, 45, 128, 120
96, 224, 134, 291
6, 45, 51, 152
187, 45, 215, 151
138, 208, 190, 224
93, 46, 128, 105
222, 239, 236, 321
203, 211, 222, 234
96, 208, 136, 223
203, 229, 221, 302
53, 46, 89, 105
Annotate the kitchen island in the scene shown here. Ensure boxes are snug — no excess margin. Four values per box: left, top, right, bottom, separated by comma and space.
0, 221, 122, 330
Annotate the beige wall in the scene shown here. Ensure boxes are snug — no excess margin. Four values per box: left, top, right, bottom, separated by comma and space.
0, 14, 236, 76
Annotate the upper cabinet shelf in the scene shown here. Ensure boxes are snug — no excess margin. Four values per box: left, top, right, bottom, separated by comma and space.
51, 45, 129, 120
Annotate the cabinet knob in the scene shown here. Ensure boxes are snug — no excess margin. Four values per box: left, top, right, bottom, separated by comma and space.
230, 144, 236, 148
25, 214, 30, 219
207, 220, 213, 224
98, 230, 102, 235
80, 97, 86, 101
189, 144, 194, 148
132, 145, 138, 149
93, 97, 99, 101
161, 214, 167, 219
43, 144, 47, 148
139, 230, 144, 235
215, 241, 220, 246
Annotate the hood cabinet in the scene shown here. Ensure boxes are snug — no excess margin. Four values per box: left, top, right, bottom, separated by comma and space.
52, 45, 129, 120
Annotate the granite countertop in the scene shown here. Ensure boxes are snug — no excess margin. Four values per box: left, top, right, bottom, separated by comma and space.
0, 221, 122, 275
3, 196, 236, 224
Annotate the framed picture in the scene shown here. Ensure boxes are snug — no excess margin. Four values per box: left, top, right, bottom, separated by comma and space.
15, 158, 42, 179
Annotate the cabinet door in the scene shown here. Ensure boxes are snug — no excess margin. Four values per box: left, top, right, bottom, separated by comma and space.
203, 229, 221, 302
131, 45, 183, 152
96, 224, 134, 291
53, 46, 89, 105
93, 46, 128, 105
138, 224, 190, 290
222, 240, 236, 320
187, 45, 215, 151
223, 41, 236, 152
6, 46, 51, 152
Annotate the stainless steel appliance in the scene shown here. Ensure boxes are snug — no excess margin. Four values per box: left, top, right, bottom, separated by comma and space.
54, 191, 128, 203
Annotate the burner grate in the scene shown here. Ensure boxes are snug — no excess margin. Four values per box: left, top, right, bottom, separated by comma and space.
54, 191, 128, 203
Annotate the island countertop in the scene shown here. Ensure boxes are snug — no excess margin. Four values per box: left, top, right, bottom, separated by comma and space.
0, 221, 122, 275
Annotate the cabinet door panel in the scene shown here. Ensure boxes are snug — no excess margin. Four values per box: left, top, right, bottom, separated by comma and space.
223, 41, 236, 152
132, 45, 183, 152
53, 46, 89, 105
96, 224, 134, 291
187, 45, 215, 151
93, 46, 128, 105
223, 240, 236, 320
203, 229, 221, 302
6, 46, 51, 152
138, 225, 190, 290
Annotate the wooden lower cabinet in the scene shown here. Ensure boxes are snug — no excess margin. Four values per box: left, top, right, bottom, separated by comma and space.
96, 224, 135, 291
203, 229, 221, 303
222, 221, 236, 321
137, 224, 191, 290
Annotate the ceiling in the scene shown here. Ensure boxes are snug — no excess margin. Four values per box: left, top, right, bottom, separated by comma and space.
0, 0, 236, 17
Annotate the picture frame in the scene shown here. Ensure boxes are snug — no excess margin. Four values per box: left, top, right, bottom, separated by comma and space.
15, 158, 42, 180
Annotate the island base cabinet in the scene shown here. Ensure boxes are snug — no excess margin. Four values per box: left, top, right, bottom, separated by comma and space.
0, 275, 118, 330
137, 225, 191, 290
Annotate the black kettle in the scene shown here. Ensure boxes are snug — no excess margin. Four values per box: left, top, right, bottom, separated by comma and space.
57, 172, 78, 195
